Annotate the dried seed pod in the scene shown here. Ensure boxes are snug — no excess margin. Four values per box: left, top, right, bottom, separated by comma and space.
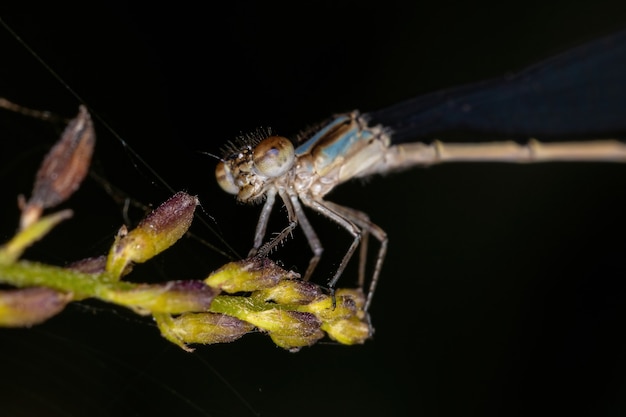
20, 106, 95, 229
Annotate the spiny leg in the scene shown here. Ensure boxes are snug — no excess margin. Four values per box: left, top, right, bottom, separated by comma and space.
255, 218, 298, 258
284, 191, 322, 281
325, 201, 388, 312
326, 203, 372, 288
253, 189, 299, 258
299, 195, 363, 305
249, 188, 323, 282
249, 189, 277, 256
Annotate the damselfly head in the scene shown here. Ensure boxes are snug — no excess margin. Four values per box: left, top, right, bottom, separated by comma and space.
216, 129, 295, 204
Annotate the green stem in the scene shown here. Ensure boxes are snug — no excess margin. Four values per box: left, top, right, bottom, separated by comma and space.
0, 261, 120, 298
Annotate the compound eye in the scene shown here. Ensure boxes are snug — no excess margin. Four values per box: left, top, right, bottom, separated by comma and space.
215, 161, 239, 195
253, 136, 295, 178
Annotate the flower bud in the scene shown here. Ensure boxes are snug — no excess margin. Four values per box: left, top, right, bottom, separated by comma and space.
242, 309, 324, 351
106, 192, 198, 279
243, 309, 317, 333
322, 317, 372, 345
245, 309, 323, 349
0, 287, 72, 327
300, 294, 357, 321
269, 328, 326, 352
169, 312, 254, 345
255, 279, 322, 304
205, 257, 299, 293
105, 280, 217, 314
335, 288, 366, 315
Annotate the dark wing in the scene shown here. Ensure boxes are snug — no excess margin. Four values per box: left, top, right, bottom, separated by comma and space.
367, 30, 626, 143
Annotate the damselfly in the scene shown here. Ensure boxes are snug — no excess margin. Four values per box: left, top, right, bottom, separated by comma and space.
2, 8, 626, 417
216, 29, 626, 312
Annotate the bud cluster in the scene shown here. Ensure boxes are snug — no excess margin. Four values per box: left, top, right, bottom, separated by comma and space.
0, 104, 372, 351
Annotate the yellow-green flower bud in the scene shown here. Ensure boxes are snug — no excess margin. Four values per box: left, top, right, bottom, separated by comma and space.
255, 279, 322, 304
299, 294, 357, 321
205, 257, 299, 293
242, 309, 324, 351
322, 317, 372, 345
244, 309, 320, 335
335, 288, 366, 313
169, 312, 254, 345
269, 328, 326, 352
106, 192, 198, 279
105, 280, 217, 314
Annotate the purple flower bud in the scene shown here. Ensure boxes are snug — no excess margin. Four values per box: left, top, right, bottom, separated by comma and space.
0, 287, 71, 327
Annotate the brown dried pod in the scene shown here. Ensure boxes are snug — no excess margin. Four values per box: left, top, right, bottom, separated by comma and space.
20, 105, 95, 229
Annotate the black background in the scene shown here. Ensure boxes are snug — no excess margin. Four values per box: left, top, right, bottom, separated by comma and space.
2, 2, 626, 416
